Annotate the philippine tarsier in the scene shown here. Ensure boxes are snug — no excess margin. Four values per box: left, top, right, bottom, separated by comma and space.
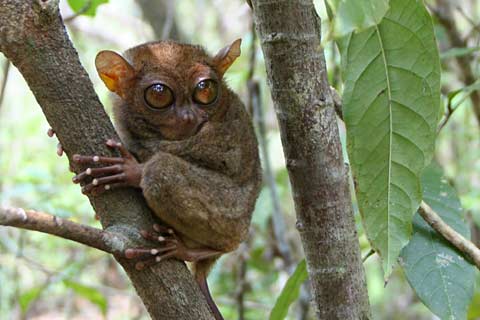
53, 39, 261, 319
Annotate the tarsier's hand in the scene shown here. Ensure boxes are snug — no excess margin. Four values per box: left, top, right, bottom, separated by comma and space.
47, 128, 64, 157
72, 139, 143, 195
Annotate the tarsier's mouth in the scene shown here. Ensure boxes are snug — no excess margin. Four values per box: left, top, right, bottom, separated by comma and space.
194, 119, 208, 135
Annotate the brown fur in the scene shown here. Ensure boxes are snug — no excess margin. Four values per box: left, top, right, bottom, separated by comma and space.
106, 41, 262, 271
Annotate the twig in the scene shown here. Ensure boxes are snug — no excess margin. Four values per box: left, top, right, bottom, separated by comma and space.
437, 98, 455, 133
432, 0, 480, 127
0, 206, 126, 255
330, 86, 343, 120
234, 242, 250, 320
362, 249, 375, 263
63, 0, 92, 23
0, 59, 10, 110
438, 81, 480, 132
454, 5, 480, 37
419, 201, 480, 269
246, 17, 258, 116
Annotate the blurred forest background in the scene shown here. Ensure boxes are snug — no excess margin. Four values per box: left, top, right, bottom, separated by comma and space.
0, 0, 479, 319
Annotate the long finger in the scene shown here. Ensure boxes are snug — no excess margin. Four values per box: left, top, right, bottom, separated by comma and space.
92, 173, 127, 186
72, 154, 125, 165
153, 224, 175, 235
57, 143, 64, 157
140, 230, 178, 245
106, 139, 132, 159
73, 165, 123, 184
84, 182, 129, 195
125, 246, 177, 259
47, 128, 55, 137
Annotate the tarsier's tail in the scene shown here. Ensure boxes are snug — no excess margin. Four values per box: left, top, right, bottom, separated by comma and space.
193, 258, 224, 320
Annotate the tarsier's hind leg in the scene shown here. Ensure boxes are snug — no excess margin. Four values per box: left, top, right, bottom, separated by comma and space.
124, 224, 222, 268
124, 225, 224, 319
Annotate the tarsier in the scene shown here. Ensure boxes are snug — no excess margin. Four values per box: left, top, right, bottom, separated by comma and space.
57, 40, 262, 319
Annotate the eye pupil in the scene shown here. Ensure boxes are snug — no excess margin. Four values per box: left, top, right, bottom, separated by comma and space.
145, 83, 174, 109
193, 80, 218, 105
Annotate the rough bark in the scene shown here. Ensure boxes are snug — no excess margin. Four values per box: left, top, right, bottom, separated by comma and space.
0, 1, 213, 319
251, 1, 370, 319
0, 206, 126, 254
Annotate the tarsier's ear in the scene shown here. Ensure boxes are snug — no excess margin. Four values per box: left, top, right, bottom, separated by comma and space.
213, 39, 242, 77
95, 50, 135, 99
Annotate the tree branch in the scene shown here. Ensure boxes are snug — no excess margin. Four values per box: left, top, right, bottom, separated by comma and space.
419, 201, 480, 269
251, 1, 370, 318
0, 206, 126, 254
0, 1, 213, 319
432, 0, 480, 127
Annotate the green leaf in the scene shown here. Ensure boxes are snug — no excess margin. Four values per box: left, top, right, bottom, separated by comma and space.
63, 280, 107, 315
401, 164, 475, 320
19, 287, 43, 313
269, 260, 308, 320
441, 46, 480, 60
67, 0, 109, 17
468, 291, 480, 319
339, 0, 440, 278
326, 0, 389, 37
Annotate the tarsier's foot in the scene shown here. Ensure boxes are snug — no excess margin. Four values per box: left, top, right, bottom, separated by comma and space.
71, 139, 143, 196
47, 128, 64, 157
125, 224, 222, 270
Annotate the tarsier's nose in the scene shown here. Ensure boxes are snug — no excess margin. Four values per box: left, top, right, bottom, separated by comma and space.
179, 109, 195, 123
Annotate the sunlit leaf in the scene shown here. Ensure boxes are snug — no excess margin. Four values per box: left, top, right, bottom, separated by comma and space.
468, 291, 480, 319
339, 0, 440, 278
19, 286, 43, 313
401, 164, 475, 320
326, 0, 389, 37
67, 0, 109, 17
269, 260, 308, 320
63, 280, 107, 315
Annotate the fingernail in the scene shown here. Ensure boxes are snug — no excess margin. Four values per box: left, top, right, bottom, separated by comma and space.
158, 236, 165, 242
155, 256, 162, 262
72, 176, 78, 183
151, 249, 159, 255
93, 156, 100, 162
92, 179, 98, 186
105, 185, 110, 190
86, 168, 92, 175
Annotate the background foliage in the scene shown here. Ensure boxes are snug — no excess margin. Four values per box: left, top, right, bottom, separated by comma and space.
0, 0, 479, 319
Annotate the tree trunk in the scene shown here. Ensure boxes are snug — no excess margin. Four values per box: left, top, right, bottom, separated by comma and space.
0, 1, 213, 319
137, 0, 183, 41
251, 1, 371, 318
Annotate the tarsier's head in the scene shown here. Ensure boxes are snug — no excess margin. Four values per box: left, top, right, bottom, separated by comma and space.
95, 39, 241, 141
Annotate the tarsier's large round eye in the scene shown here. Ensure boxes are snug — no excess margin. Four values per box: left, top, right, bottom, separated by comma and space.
193, 80, 218, 105
144, 84, 174, 109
